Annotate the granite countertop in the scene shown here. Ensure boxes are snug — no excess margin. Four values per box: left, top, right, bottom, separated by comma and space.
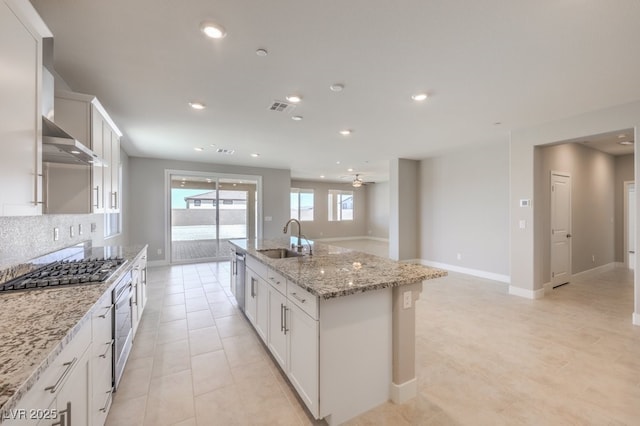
230, 238, 447, 299
0, 245, 147, 419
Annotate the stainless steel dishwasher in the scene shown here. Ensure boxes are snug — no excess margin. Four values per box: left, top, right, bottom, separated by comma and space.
235, 252, 246, 312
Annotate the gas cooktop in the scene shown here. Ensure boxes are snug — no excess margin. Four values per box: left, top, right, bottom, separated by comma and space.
0, 257, 126, 293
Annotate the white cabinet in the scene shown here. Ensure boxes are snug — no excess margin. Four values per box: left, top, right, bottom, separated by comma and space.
54, 345, 91, 426
244, 267, 258, 326
287, 301, 319, 418
49, 91, 122, 214
267, 283, 288, 369
0, 0, 48, 216
255, 276, 269, 343
91, 293, 114, 426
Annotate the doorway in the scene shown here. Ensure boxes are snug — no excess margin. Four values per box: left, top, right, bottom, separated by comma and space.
167, 171, 260, 263
625, 181, 635, 270
550, 171, 572, 287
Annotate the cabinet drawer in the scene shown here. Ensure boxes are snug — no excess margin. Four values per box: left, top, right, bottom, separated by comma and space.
266, 268, 287, 295
287, 282, 318, 320
246, 254, 267, 278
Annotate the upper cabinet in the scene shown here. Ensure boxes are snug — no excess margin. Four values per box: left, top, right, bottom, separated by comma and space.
0, 0, 51, 216
47, 91, 122, 214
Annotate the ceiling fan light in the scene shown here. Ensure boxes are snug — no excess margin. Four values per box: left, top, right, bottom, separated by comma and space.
352, 174, 363, 187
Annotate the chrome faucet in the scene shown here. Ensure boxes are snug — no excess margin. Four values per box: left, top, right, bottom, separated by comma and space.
283, 218, 304, 253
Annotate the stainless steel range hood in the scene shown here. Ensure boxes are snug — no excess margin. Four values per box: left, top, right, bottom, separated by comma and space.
42, 116, 106, 166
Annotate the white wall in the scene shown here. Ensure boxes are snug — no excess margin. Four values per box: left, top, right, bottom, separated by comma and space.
419, 141, 510, 276
536, 143, 615, 279
366, 181, 389, 239
290, 180, 366, 239
128, 157, 290, 262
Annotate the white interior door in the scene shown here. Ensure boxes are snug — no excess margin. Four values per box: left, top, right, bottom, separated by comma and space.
551, 172, 572, 287
628, 183, 635, 270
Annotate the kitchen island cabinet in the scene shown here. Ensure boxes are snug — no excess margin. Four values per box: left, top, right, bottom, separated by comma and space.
0, 0, 50, 216
230, 238, 447, 425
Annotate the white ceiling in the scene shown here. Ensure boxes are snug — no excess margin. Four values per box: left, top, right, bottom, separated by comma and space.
31, 0, 640, 183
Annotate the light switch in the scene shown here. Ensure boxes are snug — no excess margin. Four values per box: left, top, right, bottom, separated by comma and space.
519, 220, 526, 229
53, 228, 59, 241
403, 291, 412, 309
69, 226, 75, 238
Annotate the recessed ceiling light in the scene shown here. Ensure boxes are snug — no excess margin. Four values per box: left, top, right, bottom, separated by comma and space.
189, 102, 206, 110
250, 153, 260, 157
194, 147, 204, 151
411, 93, 428, 101
256, 48, 268, 56
210, 144, 216, 147
336, 161, 341, 165
201, 22, 227, 39
619, 140, 634, 145
330, 83, 344, 92
493, 122, 502, 126
347, 168, 354, 172
291, 115, 303, 121
285, 95, 302, 103
320, 175, 325, 179
339, 129, 352, 136
618, 134, 627, 139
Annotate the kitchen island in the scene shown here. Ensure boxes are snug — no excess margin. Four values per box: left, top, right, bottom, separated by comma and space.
229, 238, 447, 425
0, 244, 147, 425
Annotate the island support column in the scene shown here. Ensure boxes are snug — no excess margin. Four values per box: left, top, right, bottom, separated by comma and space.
391, 281, 423, 403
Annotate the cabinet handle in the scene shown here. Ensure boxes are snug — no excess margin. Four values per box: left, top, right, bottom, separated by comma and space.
251, 278, 256, 298
290, 292, 306, 304
93, 186, 100, 208
51, 401, 70, 426
99, 339, 114, 358
280, 303, 284, 332
99, 389, 113, 413
45, 358, 77, 394
98, 304, 114, 318
283, 306, 289, 335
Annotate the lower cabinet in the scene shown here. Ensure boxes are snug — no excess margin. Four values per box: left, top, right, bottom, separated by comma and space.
53, 346, 91, 426
266, 284, 288, 369
245, 267, 268, 342
131, 250, 147, 336
286, 302, 319, 418
91, 293, 114, 426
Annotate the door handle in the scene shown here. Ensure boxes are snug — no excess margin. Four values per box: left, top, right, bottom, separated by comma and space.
566, 234, 572, 238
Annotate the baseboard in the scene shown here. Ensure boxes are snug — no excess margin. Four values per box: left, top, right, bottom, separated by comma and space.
390, 378, 417, 404
508, 285, 545, 299
633, 313, 640, 326
572, 262, 618, 278
543, 281, 553, 294
417, 259, 510, 283
148, 259, 169, 267
314, 236, 389, 242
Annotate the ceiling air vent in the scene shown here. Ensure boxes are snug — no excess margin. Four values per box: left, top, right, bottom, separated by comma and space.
216, 148, 235, 155
268, 100, 296, 113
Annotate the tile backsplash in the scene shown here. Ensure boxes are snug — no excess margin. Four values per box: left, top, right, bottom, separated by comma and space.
0, 214, 112, 269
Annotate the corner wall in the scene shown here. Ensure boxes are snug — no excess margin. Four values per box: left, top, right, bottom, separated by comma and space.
419, 141, 509, 277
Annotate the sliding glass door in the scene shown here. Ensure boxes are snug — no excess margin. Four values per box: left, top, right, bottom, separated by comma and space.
169, 172, 259, 263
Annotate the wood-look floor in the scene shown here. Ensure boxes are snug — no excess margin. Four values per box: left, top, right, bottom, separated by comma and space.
106, 243, 640, 425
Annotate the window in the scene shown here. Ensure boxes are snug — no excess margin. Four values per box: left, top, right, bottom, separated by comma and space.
290, 188, 314, 221
328, 190, 354, 221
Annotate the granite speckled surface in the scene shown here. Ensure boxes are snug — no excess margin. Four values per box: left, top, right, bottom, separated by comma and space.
0, 245, 146, 421
230, 238, 447, 299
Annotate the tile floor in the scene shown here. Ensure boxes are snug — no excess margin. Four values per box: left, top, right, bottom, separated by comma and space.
106, 241, 640, 425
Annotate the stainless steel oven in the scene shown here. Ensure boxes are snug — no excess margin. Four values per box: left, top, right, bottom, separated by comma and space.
113, 270, 133, 389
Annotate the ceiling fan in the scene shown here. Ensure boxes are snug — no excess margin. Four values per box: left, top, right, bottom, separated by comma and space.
351, 174, 374, 188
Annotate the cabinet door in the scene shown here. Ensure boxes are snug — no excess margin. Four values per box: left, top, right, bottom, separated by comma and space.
131, 267, 141, 336
55, 346, 90, 426
139, 253, 148, 313
267, 285, 287, 369
244, 269, 258, 326
255, 277, 268, 343
0, 0, 42, 216
287, 303, 319, 418
90, 105, 104, 212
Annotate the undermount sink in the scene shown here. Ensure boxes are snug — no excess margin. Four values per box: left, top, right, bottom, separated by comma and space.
257, 248, 304, 259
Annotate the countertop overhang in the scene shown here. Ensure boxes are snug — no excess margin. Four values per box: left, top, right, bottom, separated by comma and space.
230, 238, 447, 299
